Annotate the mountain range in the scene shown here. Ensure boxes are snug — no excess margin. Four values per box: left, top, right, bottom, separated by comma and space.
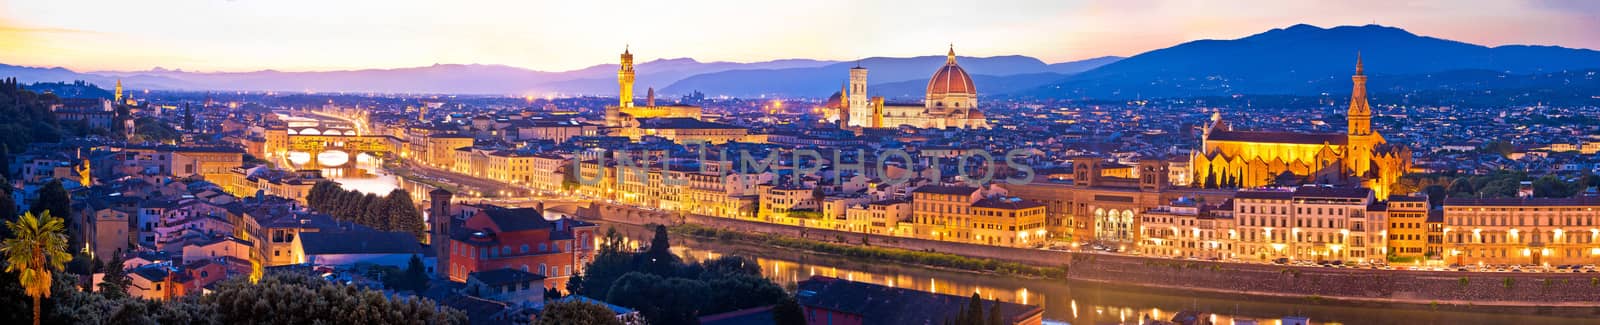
4, 23, 1598, 100
1026, 24, 1600, 99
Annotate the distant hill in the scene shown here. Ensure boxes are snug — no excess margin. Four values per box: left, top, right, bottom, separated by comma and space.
1045, 56, 1123, 74
869, 73, 1070, 100
1024, 24, 1600, 99
24, 81, 114, 99
0, 54, 1117, 98
80, 58, 837, 95
661, 55, 1115, 97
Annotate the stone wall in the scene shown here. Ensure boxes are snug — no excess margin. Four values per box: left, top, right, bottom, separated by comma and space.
579, 202, 1071, 267
1069, 252, 1600, 305
580, 202, 1600, 306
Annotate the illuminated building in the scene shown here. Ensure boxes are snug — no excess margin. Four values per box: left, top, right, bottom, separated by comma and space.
907, 185, 1048, 248
1139, 200, 1236, 260
1386, 195, 1431, 262
1002, 157, 1235, 245
1441, 197, 1600, 266
824, 46, 988, 130
1232, 186, 1387, 263
605, 47, 703, 129
444, 205, 596, 290
1191, 56, 1411, 199
843, 198, 911, 236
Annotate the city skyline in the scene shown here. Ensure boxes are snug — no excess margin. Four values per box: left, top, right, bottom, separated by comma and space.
3, 0, 1599, 73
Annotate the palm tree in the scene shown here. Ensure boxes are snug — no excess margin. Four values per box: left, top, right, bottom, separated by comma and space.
1, 211, 72, 325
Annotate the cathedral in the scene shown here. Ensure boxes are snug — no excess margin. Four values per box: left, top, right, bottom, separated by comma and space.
1190, 56, 1411, 199
821, 46, 988, 130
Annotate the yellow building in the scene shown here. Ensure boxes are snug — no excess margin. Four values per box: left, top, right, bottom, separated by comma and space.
1442, 197, 1600, 266
823, 47, 988, 130
843, 199, 912, 236
1231, 186, 1386, 264
1002, 157, 1236, 245
1139, 202, 1237, 260
1191, 56, 1411, 199
1386, 196, 1430, 262
427, 135, 475, 169
906, 185, 1048, 248
528, 153, 569, 194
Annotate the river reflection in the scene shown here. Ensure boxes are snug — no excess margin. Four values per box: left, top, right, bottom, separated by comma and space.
603, 223, 1592, 325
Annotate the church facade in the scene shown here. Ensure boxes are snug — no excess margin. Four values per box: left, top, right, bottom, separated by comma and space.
822, 47, 988, 130
1190, 57, 1411, 199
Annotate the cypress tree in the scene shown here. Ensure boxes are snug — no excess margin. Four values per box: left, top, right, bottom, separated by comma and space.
965, 293, 984, 325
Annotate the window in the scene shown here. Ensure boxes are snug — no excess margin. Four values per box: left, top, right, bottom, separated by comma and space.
520, 244, 529, 254
540, 263, 547, 275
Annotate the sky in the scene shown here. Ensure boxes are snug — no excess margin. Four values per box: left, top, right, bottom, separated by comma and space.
2, 0, 1597, 73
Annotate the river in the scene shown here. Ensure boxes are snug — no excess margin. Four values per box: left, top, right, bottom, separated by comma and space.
602, 222, 1595, 325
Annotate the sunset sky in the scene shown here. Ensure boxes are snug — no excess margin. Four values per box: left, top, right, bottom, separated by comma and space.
3, 0, 1597, 73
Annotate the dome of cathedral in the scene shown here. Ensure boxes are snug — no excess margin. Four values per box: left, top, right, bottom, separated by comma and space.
926, 48, 975, 97
824, 91, 844, 108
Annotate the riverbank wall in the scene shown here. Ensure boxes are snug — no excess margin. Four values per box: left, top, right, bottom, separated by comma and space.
579, 203, 1600, 308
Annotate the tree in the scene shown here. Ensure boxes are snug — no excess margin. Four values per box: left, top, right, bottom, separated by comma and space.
204, 272, 464, 324
772, 297, 805, 325
0, 211, 73, 325
534, 300, 623, 325
643, 225, 680, 276
1422, 185, 1447, 207
385, 189, 425, 238
29, 180, 70, 224
1447, 178, 1475, 197
360, 193, 383, 228
402, 254, 429, 292
0, 176, 16, 231
0, 144, 10, 178
98, 254, 129, 299
965, 293, 984, 325
987, 300, 1003, 325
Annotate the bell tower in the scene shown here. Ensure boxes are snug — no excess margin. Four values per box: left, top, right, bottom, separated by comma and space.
847, 64, 870, 127
1346, 53, 1377, 179
429, 188, 454, 278
618, 46, 635, 109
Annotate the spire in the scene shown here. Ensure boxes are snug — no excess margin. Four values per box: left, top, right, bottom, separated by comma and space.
1355, 51, 1364, 75
624, 43, 630, 55
946, 44, 957, 64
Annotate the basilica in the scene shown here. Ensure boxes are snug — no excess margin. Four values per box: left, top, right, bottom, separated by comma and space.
821, 46, 988, 129
1190, 56, 1411, 199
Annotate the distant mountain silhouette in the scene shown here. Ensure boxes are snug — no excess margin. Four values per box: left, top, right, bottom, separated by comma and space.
869, 73, 1070, 100
1045, 56, 1124, 74
1, 54, 1114, 98
661, 55, 1115, 97
1024, 24, 1600, 99
75, 58, 836, 95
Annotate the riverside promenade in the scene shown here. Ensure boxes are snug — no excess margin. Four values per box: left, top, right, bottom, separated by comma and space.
580, 202, 1600, 309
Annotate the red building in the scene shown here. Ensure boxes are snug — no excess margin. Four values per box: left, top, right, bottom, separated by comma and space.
445, 205, 596, 290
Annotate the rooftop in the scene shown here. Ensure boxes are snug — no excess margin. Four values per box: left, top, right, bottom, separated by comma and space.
796, 276, 1042, 325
